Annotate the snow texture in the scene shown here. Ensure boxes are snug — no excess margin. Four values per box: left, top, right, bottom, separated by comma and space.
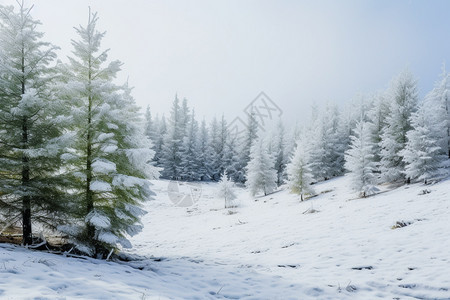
92, 159, 117, 174
90, 180, 112, 192
1, 177, 450, 299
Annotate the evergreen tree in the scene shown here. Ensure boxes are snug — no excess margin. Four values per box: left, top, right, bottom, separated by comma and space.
153, 114, 166, 167
197, 119, 213, 181
222, 130, 241, 183
286, 138, 315, 201
144, 105, 159, 145
367, 93, 389, 164
272, 120, 287, 186
57, 11, 158, 256
180, 112, 200, 180
379, 70, 418, 183
0, 3, 67, 245
245, 138, 277, 196
428, 69, 450, 159
401, 84, 450, 182
344, 120, 379, 197
144, 105, 153, 140
322, 103, 346, 178
306, 106, 327, 181
217, 171, 237, 208
160, 96, 183, 179
236, 108, 259, 183
209, 116, 228, 181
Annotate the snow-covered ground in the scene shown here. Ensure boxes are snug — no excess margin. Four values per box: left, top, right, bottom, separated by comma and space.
1, 176, 450, 299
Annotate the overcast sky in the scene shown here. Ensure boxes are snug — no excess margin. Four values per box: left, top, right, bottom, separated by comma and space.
2, 0, 450, 125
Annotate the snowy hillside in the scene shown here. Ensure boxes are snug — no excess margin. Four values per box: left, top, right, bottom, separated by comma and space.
1, 176, 450, 299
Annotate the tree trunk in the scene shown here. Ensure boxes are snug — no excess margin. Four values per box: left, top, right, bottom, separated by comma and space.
21, 44, 32, 246
85, 49, 95, 252
22, 117, 32, 245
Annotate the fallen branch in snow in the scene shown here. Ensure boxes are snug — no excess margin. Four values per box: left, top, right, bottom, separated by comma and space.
216, 286, 224, 295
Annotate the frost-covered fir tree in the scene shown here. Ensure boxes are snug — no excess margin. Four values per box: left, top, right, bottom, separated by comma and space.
222, 130, 241, 183
305, 106, 327, 181
285, 122, 301, 162
153, 114, 167, 167
236, 108, 259, 183
427, 68, 450, 159
160, 96, 183, 179
0, 3, 68, 245
286, 138, 315, 201
208, 116, 228, 181
180, 112, 200, 180
379, 70, 418, 183
208, 117, 220, 180
245, 138, 277, 196
367, 93, 389, 164
197, 119, 213, 181
400, 80, 450, 182
344, 120, 379, 197
322, 103, 347, 178
272, 119, 287, 186
144, 105, 153, 139
217, 171, 237, 208
57, 11, 158, 256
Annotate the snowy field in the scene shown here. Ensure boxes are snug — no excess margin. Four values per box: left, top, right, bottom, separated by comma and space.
1, 176, 450, 299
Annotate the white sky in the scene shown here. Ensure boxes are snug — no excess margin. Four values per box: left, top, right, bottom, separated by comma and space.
2, 0, 450, 125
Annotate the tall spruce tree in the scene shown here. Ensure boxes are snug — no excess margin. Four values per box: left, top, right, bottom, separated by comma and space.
0, 3, 68, 245
344, 119, 379, 197
272, 119, 287, 186
153, 114, 166, 167
160, 96, 183, 179
379, 70, 418, 183
245, 138, 277, 196
197, 118, 213, 181
401, 74, 450, 182
236, 108, 259, 183
180, 112, 200, 180
57, 11, 158, 256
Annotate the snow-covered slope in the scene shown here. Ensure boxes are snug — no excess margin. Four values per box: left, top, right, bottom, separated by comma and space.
1, 176, 450, 299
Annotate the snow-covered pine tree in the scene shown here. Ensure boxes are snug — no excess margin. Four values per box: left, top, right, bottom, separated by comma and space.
344, 119, 379, 197
217, 115, 228, 177
286, 137, 315, 201
180, 111, 200, 180
322, 103, 347, 178
153, 114, 167, 167
366, 93, 389, 164
305, 106, 327, 182
0, 3, 68, 245
208, 117, 220, 180
401, 77, 450, 183
379, 70, 418, 183
57, 11, 158, 256
144, 105, 153, 139
222, 129, 241, 182
285, 122, 301, 162
236, 108, 259, 183
160, 96, 183, 179
245, 138, 277, 196
197, 119, 213, 181
272, 119, 287, 186
208, 116, 228, 181
217, 171, 237, 208
428, 68, 450, 159
180, 98, 190, 134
